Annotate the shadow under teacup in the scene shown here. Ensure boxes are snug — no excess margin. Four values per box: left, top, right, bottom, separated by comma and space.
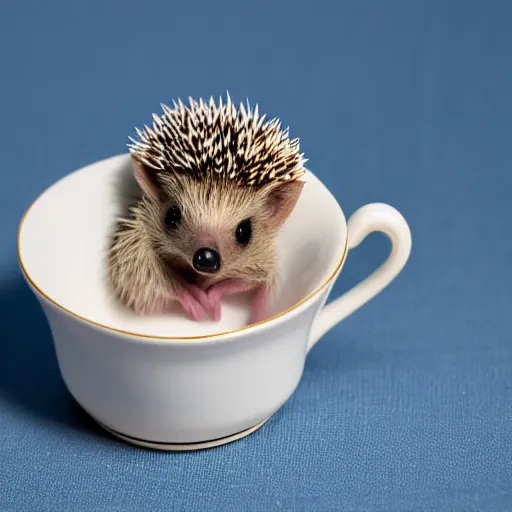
17, 154, 411, 450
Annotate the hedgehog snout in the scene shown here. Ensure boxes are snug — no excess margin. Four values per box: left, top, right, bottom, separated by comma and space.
189, 230, 222, 274
192, 247, 221, 273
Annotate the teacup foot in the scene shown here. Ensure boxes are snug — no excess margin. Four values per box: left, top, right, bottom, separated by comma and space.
92, 417, 271, 451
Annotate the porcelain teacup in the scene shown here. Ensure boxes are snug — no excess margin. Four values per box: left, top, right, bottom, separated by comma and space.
18, 154, 411, 450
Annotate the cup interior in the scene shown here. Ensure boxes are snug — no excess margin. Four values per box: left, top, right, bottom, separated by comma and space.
18, 154, 346, 338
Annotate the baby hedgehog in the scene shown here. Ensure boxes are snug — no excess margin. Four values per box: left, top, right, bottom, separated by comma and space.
108, 94, 306, 325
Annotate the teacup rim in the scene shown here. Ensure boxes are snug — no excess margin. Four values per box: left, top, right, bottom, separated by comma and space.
17, 153, 349, 344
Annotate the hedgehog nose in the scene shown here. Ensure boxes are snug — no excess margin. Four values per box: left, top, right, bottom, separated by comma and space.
193, 248, 221, 273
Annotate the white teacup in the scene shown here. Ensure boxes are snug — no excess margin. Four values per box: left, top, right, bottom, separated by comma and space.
18, 154, 411, 450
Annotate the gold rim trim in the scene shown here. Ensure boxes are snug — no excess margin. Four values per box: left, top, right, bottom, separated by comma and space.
17, 181, 348, 342
96, 417, 270, 451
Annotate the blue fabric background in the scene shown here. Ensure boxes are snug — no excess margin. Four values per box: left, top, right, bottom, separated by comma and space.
1, 0, 511, 510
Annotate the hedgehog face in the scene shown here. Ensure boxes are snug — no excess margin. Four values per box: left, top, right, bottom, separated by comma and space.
128, 94, 306, 287
137, 172, 303, 287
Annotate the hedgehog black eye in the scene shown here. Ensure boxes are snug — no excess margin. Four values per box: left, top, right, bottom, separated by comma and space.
164, 205, 181, 229
235, 219, 252, 246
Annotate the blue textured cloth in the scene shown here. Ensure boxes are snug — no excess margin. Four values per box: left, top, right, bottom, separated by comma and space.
1, 1, 511, 511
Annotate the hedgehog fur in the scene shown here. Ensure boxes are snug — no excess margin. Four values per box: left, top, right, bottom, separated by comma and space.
108, 93, 307, 324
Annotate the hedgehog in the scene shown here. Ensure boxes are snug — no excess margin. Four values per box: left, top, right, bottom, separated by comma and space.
107, 93, 306, 325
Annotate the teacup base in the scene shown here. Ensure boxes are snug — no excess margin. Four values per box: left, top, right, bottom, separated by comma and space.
93, 417, 271, 451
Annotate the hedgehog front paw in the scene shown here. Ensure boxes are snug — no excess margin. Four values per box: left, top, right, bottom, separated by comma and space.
205, 292, 222, 322
178, 283, 220, 321
206, 279, 258, 322
175, 287, 208, 321
248, 284, 270, 325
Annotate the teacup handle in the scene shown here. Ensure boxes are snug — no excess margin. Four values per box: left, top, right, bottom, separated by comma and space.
308, 202, 412, 350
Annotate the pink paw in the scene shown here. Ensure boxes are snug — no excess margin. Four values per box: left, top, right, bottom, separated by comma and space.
205, 290, 223, 322
248, 285, 270, 325
175, 287, 207, 321
128, 287, 210, 322
180, 283, 218, 321
206, 279, 256, 321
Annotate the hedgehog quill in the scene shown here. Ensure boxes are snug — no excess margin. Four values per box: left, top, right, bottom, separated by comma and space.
108, 94, 306, 325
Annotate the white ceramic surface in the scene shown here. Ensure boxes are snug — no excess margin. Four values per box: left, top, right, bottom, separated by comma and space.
18, 153, 412, 447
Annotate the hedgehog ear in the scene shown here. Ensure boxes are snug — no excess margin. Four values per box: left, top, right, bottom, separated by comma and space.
131, 157, 163, 201
265, 180, 305, 228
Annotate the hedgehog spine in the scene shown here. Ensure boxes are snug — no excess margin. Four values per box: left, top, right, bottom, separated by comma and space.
127, 94, 307, 188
